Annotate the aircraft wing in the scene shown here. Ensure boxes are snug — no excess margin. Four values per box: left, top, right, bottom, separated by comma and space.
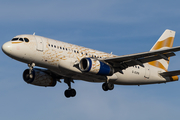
102, 46, 180, 69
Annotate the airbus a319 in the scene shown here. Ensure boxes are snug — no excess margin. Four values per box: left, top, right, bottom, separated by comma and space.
2, 29, 180, 98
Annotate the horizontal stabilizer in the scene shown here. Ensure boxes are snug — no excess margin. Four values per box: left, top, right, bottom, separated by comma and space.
159, 70, 180, 76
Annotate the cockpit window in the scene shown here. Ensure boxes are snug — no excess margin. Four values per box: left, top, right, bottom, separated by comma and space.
11, 37, 29, 42
11, 38, 19, 41
19, 38, 24, 41
24, 38, 29, 42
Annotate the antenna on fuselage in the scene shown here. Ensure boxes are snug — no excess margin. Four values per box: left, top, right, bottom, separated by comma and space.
33, 32, 35, 35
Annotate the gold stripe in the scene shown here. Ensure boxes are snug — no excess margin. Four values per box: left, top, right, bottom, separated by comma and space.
152, 37, 174, 50
148, 61, 167, 71
12, 42, 23, 44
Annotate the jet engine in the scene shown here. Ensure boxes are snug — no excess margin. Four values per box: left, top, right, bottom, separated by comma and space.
23, 69, 57, 87
79, 58, 114, 75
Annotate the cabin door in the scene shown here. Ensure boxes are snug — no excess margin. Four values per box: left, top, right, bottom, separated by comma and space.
144, 64, 150, 79
35, 36, 44, 52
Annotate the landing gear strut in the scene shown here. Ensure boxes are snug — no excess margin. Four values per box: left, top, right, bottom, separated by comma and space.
64, 78, 76, 98
28, 63, 35, 78
102, 82, 114, 91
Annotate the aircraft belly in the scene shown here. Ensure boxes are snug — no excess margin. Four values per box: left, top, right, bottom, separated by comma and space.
114, 65, 167, 85
114, 67, 145, 85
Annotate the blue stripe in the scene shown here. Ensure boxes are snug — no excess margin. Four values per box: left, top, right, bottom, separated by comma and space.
97, 61, 111, 75
86, 58, 92, 72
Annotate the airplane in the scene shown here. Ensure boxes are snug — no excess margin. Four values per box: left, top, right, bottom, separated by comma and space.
2, 29, 180, 98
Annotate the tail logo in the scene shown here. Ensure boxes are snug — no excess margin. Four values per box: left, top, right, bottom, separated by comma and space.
151, 37, 174, 51
149, 29, 175, 71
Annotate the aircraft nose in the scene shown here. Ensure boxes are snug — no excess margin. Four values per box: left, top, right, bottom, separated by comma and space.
2, 42, 12, 55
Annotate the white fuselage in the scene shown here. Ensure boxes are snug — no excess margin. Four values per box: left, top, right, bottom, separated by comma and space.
2, 34, 171, 85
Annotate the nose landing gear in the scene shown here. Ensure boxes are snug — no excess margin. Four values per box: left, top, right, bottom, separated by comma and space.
28, 63, 35, 78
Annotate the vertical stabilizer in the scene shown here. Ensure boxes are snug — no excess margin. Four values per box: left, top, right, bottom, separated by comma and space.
149, 29, 176, 71
150, 29, 175, 51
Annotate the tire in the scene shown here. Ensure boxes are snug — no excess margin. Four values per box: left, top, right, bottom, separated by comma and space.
64, 89, 71, 98
70, 89, 76, 97
108, 83, 114, 90
102, 83, 109, 91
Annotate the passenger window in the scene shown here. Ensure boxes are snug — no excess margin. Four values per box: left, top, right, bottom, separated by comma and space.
24, 38, 29, 42
54, 45, 56, 48
51, 45, 53, 47
11, 38, 19, 41
48, 44, 50, 47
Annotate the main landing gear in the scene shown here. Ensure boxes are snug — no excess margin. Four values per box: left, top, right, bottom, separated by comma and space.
64, 78, 76, 98
102, 82, 114, 91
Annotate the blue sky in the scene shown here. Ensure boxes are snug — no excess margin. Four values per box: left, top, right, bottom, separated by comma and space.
1, 0, 180, 120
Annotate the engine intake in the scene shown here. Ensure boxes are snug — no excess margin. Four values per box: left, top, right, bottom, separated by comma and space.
79, 58, 114, 76
23, 69, 56, 87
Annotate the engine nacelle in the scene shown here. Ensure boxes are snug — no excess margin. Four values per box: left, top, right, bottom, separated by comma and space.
79, 58, 114, 75
23, 69, 56, 87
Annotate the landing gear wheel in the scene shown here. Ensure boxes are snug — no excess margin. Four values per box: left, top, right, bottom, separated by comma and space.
23, 69, 34, 83
107, 83, 114, 90
29, 74, 33, 79
70, 89, 76, 97
102, 83, 109, 91
64, 89, 71, 98
64, 89, 76, 98
102, 83, 114, 91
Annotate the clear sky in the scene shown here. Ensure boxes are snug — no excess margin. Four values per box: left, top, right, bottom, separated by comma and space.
1, 0, 180, 120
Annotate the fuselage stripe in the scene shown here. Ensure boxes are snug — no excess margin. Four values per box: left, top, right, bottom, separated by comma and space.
148, 61, 167, 71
